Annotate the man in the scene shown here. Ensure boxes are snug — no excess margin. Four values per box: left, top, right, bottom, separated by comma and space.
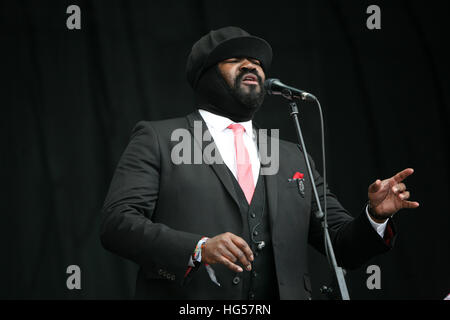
100, 26, 419, 300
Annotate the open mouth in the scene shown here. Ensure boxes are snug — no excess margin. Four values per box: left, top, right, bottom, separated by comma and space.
241, 73, 259, 85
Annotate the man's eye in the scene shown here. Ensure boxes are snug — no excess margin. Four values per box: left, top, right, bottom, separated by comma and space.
225, 58, 260, 65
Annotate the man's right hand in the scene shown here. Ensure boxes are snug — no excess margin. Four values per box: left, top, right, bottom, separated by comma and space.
201, 232, 254, 273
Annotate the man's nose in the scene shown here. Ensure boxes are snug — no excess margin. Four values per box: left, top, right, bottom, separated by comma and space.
239, 59, 258, 71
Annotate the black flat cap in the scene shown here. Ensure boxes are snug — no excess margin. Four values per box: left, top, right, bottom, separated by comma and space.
186, 26, 272, 89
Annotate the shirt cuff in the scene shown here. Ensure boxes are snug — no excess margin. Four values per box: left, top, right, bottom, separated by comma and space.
188, 256, 195, 267
366, 205, 388, 238
185, 237, 220, 286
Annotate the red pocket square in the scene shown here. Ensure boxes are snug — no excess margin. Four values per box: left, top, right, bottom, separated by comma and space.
292, 172, 304, 179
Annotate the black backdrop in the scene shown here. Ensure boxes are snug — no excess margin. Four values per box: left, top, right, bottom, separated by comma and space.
1, 0, 449, 299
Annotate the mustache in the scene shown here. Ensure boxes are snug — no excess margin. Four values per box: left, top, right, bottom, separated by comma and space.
235, 70, 263, 86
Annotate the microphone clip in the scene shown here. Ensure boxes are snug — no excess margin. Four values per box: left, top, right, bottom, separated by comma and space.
257, 241, 265, 251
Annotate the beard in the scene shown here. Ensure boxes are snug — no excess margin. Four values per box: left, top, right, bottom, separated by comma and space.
230, 70, 265, 110
194, 65, 265, 122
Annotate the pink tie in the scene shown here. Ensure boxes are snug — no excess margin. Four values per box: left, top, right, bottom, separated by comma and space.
228, 124, 255, 204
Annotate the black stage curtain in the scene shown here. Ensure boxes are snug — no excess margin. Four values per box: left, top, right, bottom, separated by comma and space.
1, 0, 449, 299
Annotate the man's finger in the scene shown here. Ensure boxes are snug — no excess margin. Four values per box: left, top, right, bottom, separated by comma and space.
220, 256, 243, 273
227, 241, 252, 271
230, 235, 254, 262
393, 168, 414, 183
402, 200, 420, 209
368, 179, 382, 193
392, 183, 406, 193
219, 246, 238, 264
398, 190, 410, 200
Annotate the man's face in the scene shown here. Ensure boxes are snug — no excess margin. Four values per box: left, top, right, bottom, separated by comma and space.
218, 57, 266, 109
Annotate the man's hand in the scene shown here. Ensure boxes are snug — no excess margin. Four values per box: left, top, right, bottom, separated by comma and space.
368, 168, 420, 222
201, 232, 254, 273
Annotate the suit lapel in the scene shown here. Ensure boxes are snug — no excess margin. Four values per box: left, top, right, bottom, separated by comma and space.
186, 111, 240, 208
255, 126, 279, 228
264, 172, 278, 229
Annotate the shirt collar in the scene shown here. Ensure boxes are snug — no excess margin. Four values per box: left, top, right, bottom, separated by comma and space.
198, 109, 254, 136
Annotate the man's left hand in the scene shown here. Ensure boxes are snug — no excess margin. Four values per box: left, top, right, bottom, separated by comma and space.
368, 168, 420, 222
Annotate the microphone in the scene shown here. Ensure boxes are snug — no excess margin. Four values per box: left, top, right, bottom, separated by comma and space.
264, 78, 316, 101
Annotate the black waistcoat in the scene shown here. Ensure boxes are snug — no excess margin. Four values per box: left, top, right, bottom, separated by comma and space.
228, 170, 280, 300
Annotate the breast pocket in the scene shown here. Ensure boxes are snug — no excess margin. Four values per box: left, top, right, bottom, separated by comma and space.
282, 178, 311, 222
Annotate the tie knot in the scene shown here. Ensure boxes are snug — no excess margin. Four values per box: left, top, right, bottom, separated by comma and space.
227, 123, 245, 134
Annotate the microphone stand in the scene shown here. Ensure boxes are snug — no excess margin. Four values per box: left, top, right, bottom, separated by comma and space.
282, 90, 350, 300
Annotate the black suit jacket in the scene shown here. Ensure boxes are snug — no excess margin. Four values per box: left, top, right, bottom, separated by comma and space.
100, 110, 394, 300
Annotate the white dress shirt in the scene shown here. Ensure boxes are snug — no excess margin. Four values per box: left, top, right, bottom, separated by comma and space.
198, 109, 260, 185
